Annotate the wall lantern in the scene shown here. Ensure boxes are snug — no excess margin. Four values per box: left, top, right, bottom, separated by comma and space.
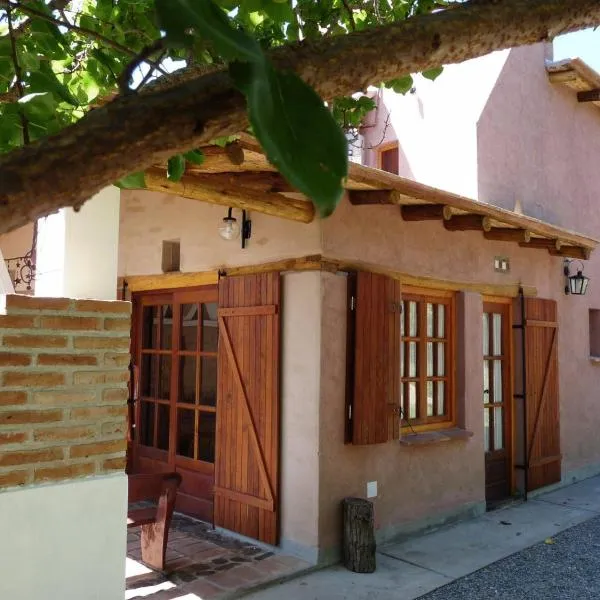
564, 259, 590, 296
218, 208, 252, 249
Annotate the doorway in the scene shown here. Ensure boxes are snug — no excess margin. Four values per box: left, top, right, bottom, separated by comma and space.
483, 300, 513, 505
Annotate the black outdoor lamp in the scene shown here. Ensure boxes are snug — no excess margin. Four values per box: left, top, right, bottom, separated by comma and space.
564, 259, 590, 296
218, 207, 252, 249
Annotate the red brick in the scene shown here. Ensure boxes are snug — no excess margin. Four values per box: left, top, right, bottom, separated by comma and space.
73, 370, 129, 385
0, 315, 36, 329
70, 406, 127, 420
0, 470, 30, 489
3, 335, 68, 349
101, 457, 126, 471
33, 391, 96, 405
34, 426, 96, 442
0, 409, 62, 425
103, 353, 130, 368
100, 421, 126, 437
73, 336, 130, 350
34, 462, 95, 482
73, 300, 131, 314
0, 353, 31, 367
3, 371, 65, 387
0, 431, 28, 445
0, 391, 27, 406
69, 439, 126, 459
37, 353, 97, 367
40, 316, 100, 331
0, 447, 62, 467
102, 388, 128, 403
5, 296, 71, 311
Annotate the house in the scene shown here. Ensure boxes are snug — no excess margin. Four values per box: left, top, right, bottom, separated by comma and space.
2, 41, 600, 571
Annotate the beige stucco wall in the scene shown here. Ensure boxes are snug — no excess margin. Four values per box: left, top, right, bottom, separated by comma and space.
0, 224, 33, 260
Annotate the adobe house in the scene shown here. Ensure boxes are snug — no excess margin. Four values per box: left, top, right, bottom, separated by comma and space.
2, 41, 600, 575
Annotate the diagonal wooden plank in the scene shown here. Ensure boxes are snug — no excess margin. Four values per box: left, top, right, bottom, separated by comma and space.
527, 327, 557, 465
217, 315, 275, 507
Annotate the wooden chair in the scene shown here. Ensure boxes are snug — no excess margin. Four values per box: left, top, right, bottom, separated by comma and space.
127, 472, 182, 571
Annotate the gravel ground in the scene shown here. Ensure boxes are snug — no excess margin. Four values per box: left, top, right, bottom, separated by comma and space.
419, 514, 600, 600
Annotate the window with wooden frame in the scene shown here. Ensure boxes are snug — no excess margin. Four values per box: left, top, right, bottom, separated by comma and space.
400, 288, 455, 430
377, 143, 399, 175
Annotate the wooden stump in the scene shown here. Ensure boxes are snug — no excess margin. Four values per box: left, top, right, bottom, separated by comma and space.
343, 497, 376, 573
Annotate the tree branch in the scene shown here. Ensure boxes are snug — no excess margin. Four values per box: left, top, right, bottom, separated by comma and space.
0, 0, 599, 234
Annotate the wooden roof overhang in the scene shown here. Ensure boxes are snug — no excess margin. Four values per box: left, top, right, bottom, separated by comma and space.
547, 57, 600, 107
141, 134, 597, 261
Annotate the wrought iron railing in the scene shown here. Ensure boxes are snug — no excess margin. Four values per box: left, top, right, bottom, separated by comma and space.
4, 250, 35, 294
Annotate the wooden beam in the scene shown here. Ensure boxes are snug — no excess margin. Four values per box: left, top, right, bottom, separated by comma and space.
519, 238, 563, 252
549, 245, 592, 261
348, 189, 397, 205
125, 271, 219, 292
444, 214, 491, 232
577, 88, 600, 102
484, 228, 531, 243
164, 171, 297, 193
401, 204, 453, 221
143, 168, 315, 224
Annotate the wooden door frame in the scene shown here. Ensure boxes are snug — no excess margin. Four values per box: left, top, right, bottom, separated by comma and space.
482, 296, 515, 497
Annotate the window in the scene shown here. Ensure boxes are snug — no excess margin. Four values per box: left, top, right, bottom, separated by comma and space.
377, 143, 399, 175
589, 309, 600, 357
400, 288, 455, 429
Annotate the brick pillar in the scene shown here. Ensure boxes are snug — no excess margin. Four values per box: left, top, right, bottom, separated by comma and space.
0, 294, 131, 600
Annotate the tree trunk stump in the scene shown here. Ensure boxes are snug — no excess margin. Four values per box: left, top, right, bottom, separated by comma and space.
343, 497, 376, 573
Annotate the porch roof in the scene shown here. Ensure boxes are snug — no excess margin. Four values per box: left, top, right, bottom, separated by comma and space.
145, 133, 598, 261
547, 57, 600, 109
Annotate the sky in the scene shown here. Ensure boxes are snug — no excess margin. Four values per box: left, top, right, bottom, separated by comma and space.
554, 27, 600, 70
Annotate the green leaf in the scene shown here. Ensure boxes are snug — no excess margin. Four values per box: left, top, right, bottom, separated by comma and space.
167, 154, 186, 181
231, 61, 347, 217
385, 75, 413, 94
422, 66, 443, 81
115, 172, 147, 189
27, 67, 79, 106
183, 149, 205, 165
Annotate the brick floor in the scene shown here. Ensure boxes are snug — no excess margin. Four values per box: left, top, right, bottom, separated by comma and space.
126, 512, 311, 599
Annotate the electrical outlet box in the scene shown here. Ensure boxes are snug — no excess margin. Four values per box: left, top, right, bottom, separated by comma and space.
367, 481, 378, 499
494, 256, 510, 273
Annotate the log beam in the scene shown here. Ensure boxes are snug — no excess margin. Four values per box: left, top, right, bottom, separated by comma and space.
577, 89, 600, 102
444, 214, 491, 232
143, 168, 315, 223
166, 171, 297, 194
484, 228, 532, 243
519, 238, 563, 252
348, 189, 410, 205
401, 204, 453, 221
549, 245, 591, 260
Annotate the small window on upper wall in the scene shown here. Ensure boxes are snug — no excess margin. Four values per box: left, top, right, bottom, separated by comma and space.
377, 143, 399, 175
589, 309, 600, 357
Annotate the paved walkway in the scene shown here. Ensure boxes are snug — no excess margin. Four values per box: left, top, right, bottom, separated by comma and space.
245, 475, 600, 600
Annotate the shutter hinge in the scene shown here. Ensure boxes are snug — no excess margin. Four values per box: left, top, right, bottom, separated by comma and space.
350, 296, 356, 311
348, 405, 352, 420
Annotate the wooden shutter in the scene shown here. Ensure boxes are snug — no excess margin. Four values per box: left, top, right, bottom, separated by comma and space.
214, 272, 280, 544
348, 271, 401, 445
524, 298, 561, 491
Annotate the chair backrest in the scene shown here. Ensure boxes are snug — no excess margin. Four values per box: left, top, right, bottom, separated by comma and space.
128, 472, 182, 504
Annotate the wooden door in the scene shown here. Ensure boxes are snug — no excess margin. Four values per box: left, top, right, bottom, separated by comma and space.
524, 298, 560, 491
214, 273, 280, 545
483, 301, 512, 504
131, 287, 218, 522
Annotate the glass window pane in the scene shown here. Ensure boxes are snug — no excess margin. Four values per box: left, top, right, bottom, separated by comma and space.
408, 342, 417, 377
200, 358, 217, 407
400, 342, 405, 378
426, 381, 434, 416
483, 360, 490, 404
141, 354, 154, 397
139, 401, 155, 447
157, 404, 170, 451
493, 360, 503, 404
494, 407, 504, 450
409, 301, 418, 337
180, 304, 198, 351
437, 342, 445, 376
158, 355, 171, 399
484, 408, 490, 452
142, 306, 158, 349
198, 412, 216, 463
160, 305, 173, 350
176, 409, 195, 458
437, 304, 445, 338
179, 356, 196, 404
427, 342, 433, 377
483, 313, 490, 356
426, 303, 434, 337
436, 381, 445, 416
201, 303, 219, 353
408, 382, 417, 419
400, 302, 405, 337
493, 313, 502, 356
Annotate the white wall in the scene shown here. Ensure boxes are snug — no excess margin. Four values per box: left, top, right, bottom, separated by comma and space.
0, 474, 127, 600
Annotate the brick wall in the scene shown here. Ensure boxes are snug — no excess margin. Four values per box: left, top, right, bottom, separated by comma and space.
0, 295, 131, 490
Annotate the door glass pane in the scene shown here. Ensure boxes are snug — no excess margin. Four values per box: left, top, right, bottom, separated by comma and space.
408, 382, 417, 419
426, 381, 434, 416
200, 358, 218, 407
483, 360, 490, 404
157, 404, 170, 451
493, 360, 503, 404
484, 408, 490, 452
179, 356, 197, 405
493, 313, 502, 356
426, 343, 433, 376
408, 301, 418, 336
158, 355, 171, 399
437, 342, 445, 376
494, 407, 504, 450
201, 303, 219, 353
142, 306, 158, 349
483, 313, 489, 356
408, 342, 417, 377
180, 304, 198, 351
140, 401, 155, 447
160, 305, 173, 350
141, 354, 154, 397
198, 412, 216, 463
436, 381, 445, 416
176, 409, 195, 458
400, 341, 405, 378
400, 302, 405, 337
437, 304, 445, 337
426, 303, 434, 337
